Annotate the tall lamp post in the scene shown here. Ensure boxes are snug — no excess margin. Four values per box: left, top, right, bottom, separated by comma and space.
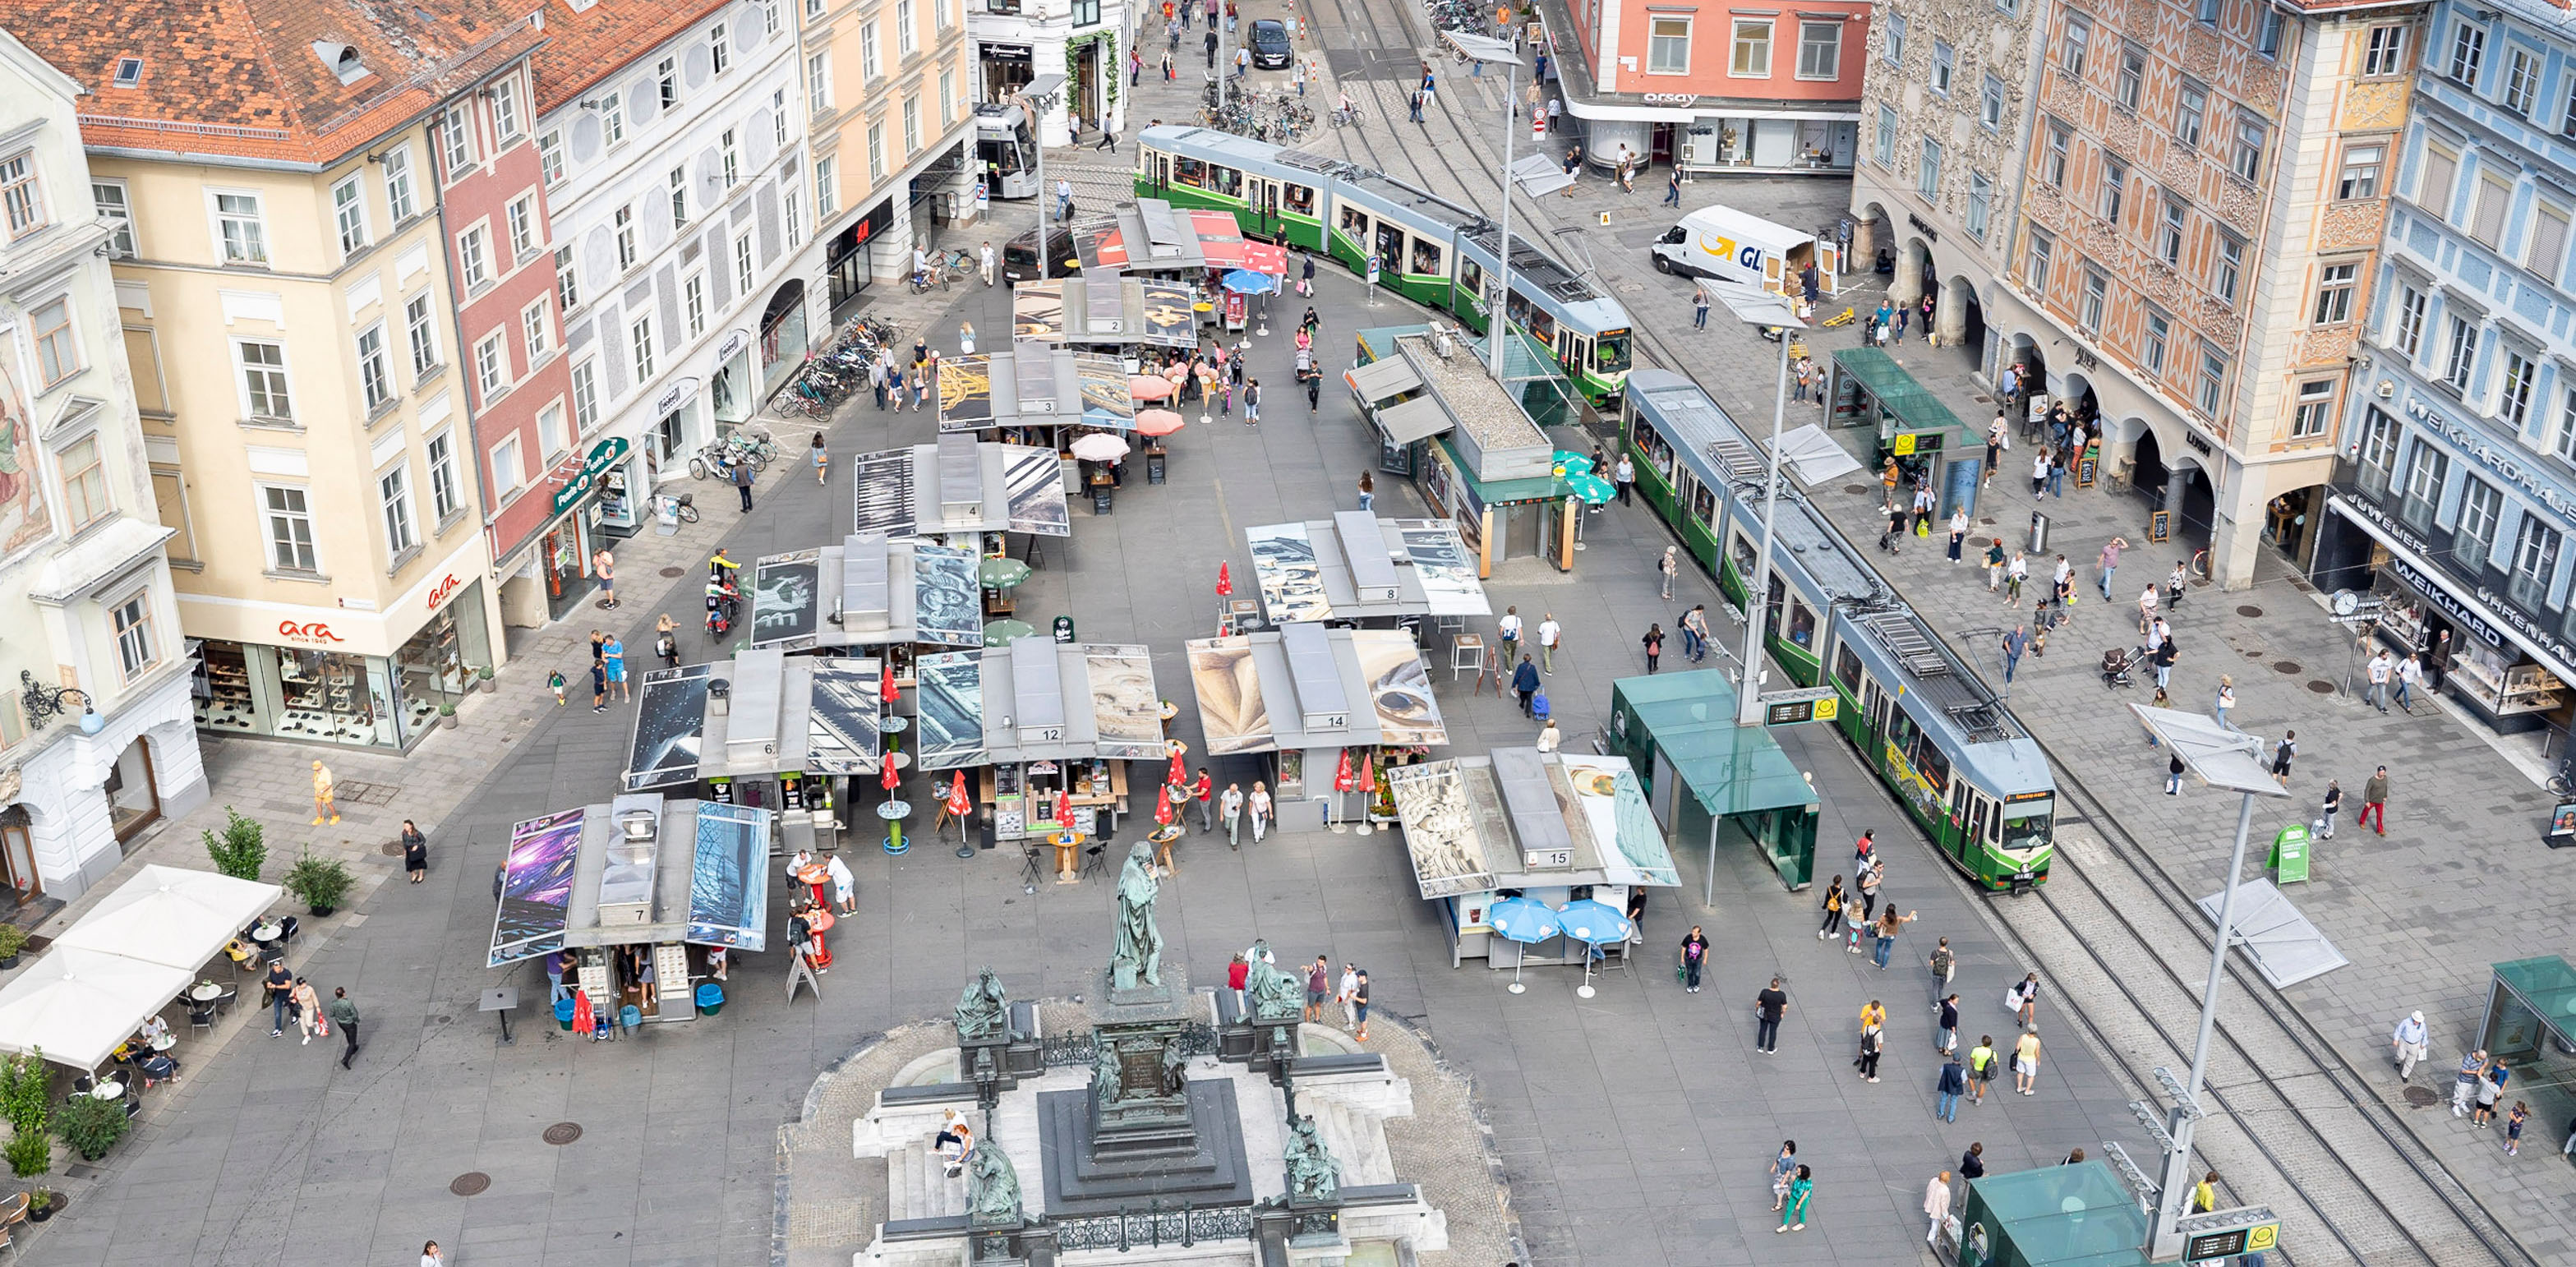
2123, 704, 2289, 1260
1707, 285, 1807, 726
1438, 31, 1523, 382
1015, 78, 1065, 282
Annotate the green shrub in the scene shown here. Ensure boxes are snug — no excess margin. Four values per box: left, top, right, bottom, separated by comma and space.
203, 807, 266, 882
0, 924, 27, 960
3, 1128, 48, 1178
55, 1093, 124, 1161
283, 850, 353, 911
0, 1048, 48, 1136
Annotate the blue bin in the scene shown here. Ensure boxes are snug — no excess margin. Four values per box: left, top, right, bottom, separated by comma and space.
618, 1005, 642, 1032
696, 983, 725, 1017
553, 997, 577, 1030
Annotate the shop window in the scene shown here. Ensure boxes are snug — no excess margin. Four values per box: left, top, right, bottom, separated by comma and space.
113, 592, 157, 681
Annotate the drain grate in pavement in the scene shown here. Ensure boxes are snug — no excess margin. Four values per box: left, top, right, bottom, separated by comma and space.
544, 1122, 583, 1145
333, 781, 402, 807
2307, 680, 2336, 693
380, 841, 405, 856
660, 566, 688, 578
2272, 661, 2302, 675
450, 1173, 491, 1196
2236, 605, 2263, 617
1843, 485, 1871, 495
2403, 1085, 2440, 1108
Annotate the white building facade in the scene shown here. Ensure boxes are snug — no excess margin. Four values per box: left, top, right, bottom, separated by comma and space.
973, 0, 1128, 149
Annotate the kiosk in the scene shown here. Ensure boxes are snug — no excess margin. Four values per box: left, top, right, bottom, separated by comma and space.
1827, 348, 1974, 513
906, 638, 1166, 847
1182, 620, 1451, 828
749, 534, 986, 659
849, 434, 1072, 547
620, 647, 884, 856
1242, 513, 1491, 629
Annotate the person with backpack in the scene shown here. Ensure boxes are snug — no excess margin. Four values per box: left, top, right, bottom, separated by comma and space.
1967, 1035, 1998, 1104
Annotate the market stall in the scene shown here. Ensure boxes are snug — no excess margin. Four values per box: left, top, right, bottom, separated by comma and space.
486, 794, 772, 1025
849, 434, 1071, 546
749, 534, 985, 659
1183, 620, 1449, 830
904, 638, 1164, 864
940, 340, 1141, 440
1384, 747, 1680, 970
1069, 197, 1265, 279
620, 647, 883, 856
1005, 280, 1203, 355
1242, 512, 1491, 631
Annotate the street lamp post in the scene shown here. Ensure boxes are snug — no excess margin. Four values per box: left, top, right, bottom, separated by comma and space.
1708, 286, 1808, 726
1439, 31, 1522, 383
2124, 703, 2290, 1260
1016, 82, 1064, 283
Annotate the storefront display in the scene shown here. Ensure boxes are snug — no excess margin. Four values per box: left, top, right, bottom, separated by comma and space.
193, 580, 494, 752
543, 518, 595, 620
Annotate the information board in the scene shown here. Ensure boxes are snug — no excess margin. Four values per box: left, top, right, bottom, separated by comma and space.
2268, 823, 2310, 883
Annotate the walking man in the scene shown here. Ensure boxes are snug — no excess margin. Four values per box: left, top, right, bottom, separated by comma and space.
1659, 545, 1678, 600
2002, 625, 2027, 684
1305, 956, 1331, 1023
1537, 613, 1562, 674
732, 452, 756, 511
1928, 937, 1956, 1008
2365, 649, 2394, 712
1967, 1035, 1997, 1104
2362, 764, 2390, 835
2454, 1048, 2488, 1116
1513, 653, 1541, 716
1753, 976, 1789, 1053
1191, 767, 1215, 832
2396, 652, 2424, 712
2098, 536, 2127, 601
594, 546, 619, 608
979, 240, 997, 286
2391, 1009, 2430, 1081
311, 759, 339, 825
1936, 1057, 1966, 1123
325, 987, 362, 1068
1614, 454, 1635, 505
1222, 781, 1245, 850
1693, 284, 1710, 330
1662, 167, 1681, 206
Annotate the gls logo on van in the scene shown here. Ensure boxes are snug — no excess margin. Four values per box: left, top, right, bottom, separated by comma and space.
1697, 233, 1764, 270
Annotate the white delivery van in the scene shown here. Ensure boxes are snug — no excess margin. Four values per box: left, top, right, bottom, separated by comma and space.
1648, 205, 1837, 296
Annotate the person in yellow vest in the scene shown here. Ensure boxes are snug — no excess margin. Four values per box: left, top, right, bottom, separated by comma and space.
311, 760, 339, 825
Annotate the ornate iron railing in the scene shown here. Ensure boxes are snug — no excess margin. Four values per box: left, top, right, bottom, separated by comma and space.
1052, 1202, 1256, 1251
1040, 1021, 1220, 1067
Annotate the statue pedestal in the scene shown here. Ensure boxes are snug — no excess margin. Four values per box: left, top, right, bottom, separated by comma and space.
1035, 1080, 1253, 1216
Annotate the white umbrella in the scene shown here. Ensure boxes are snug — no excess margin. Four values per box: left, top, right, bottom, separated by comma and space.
0, 947, 192, 1071
51, 864, 283, 970
1069, 433, 1131, 463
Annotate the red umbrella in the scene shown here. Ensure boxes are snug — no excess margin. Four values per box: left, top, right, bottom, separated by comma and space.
1333, 749, 1356, 794
1167, 744, 1186, 788
882, 749, 902, 793
1216, 563, 1233, 597
882, 659, 901, 707
1056, 788, 1073, 829
1357, 749, 1376, 795
1154, 785, 1174, 826
945, 771, 970, 818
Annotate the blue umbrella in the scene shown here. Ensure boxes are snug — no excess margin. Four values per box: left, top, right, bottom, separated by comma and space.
1487, 897, 1563, 994
1222, 269, 1282, 296
1558, 898, 1634, 1000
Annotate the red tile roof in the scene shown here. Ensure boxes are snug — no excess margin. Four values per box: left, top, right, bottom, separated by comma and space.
526, 0, 733, 113
1, 0, 544, 166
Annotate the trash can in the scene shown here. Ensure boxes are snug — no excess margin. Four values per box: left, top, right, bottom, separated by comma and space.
696, 983, 726, 1016
1053, 615, 1076, 643
554, 997, 577, 1030
619, 1004, 643, 1032
2027, 511, 2049, 553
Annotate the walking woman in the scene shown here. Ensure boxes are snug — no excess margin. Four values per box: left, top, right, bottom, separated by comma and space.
1776, 1164, 1813, 1232
1357, 471, 1375, 510
1679, 925, 1709, 993
1642, 624, 1665, 674
811, 433, 830, 485
1855, 1022, 1885, 1082
1817, 875, 1847, 940
2011, 971, 2040, 1028
655, 613, 680, 668
1248, 781, 1273, 843
400, 819, 430, 883
1769, 1140, 1799, 1211
2013, 1028, 2044, 1095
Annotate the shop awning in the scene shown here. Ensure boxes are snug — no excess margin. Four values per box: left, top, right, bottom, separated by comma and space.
2326, 495, 2576, 687
979, 639, 1165, 764
1385, 749, 1680, 899
1243, 514, 1491, 624
2195, 878, 2346, 988
1775, 422, 1864, 486
0, 947, 193, 1071
1345, 357, 1423, 404
1373, 396, 1455, 445
1184, 623, 1449, 755
48, 864, 283, 971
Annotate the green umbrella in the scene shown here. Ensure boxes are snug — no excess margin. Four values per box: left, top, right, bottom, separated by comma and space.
1565, 472, 1616, 505
1551, 449, 1593, 477
979, 557, 1034, 589
984, 619, 1038, 646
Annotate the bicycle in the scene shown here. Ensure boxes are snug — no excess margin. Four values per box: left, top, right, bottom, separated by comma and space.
2548, 751, 2576, 798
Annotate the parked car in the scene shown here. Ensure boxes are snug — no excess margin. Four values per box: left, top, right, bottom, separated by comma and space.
1249, 19, 1293, 69
1002, 226, 1079, 284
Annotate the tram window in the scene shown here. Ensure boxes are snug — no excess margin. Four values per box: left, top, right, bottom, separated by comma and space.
1374, 223, 1404, 274
1832, 644, 1862, 690
2000, 802, 2052, 852
1787, 598, 1816, 648
1885, 708, 1919, 758
1411, 237, 1444, 276
1907, 734, 1952, 793
1689, 481, 1717, 525
1177, 157, 1208, 188
1634, 420, 1675, 481
1506, 289, 1532, 329
1595, 328, 1632, 373
1528, 308, 1556, 343
1212, 165, 1242, 196
1285, 183, 1314, 214
1459, 259, 1485, 298
1731, 532, 1758, 581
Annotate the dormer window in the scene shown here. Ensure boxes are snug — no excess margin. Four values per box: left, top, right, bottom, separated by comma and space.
312, 41, 370, 85
110, 57, 143, 88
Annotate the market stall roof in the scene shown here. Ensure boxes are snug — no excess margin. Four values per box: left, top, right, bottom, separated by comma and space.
1344, 357, 1423, 404
914, 650, 988, 771
555, 794, 772, 952
942, 341, 1136, 434
621, 650, 885, 790
1385, 749, 1680, 901
979, 638, 1165, 763
0, 946, 193, 1071
1073, 197, 1251, 274
1373, 396, 1455, 445
849, 435, 1069, 539
1184, 622, 1449, 755
752, 533, 982, 652
1243, 514, 1491, 624
48, 864, 283, 970
1007, 279, 1200, 349
1613, 670, 1815, 818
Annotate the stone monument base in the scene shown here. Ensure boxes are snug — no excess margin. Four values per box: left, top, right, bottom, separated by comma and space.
1037, 1080, 1254, 1216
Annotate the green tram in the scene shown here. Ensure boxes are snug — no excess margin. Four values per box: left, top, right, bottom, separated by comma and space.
1623, 369, 2057, 892
1131, 125, 1634, 403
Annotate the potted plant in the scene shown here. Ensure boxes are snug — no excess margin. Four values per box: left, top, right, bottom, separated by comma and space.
0, 925, 26, 971
55, 1093, 124, 1162
5, 1131, 48, 1182
438, 700, 459, 729
283, 850, 353, 918
25, 1188, 58, 1221
474, 665, 495, 692
202, 807, 266, 882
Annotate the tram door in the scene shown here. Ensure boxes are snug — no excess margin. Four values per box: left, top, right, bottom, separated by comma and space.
1247, 177, 1280, 238
1559, 329, 1592, 380
1149, 151, 1170, 191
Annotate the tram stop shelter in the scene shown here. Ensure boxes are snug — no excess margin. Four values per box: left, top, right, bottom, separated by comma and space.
2477, 956, 2576, 1136
1603, 669, 1820, 892
1827, 348, 1975, 513
848, 434, 1071, 544
1182, 621, 1450, 828
1384, 747, 1680, 969
748, 534, 985, 656
1004, 280, 1201, 353
1946, 1159, 2149, 1267
906, 638, 1164, 845
1242, 512, 1491, 628
620, 647, 883, 855
487, 794, 772, 1025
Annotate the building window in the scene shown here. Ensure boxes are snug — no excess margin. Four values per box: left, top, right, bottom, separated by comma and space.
861, 25, 880, 80
237, 340, 292, 419
2196, 346, 2228, 416
2417, 144, 2458, 219
2229, 114, 2268, 182
458, 225, 489, 288
538, 402, 569, 459
507, 196, 537, 258
2288, 378, 2334, 439
380, 463, 417, 555
2557, 388, 2576, 464
491, 434, 524, 495
440, 108, 476, 173
2471, 175, 2510, 248
1884, 12, 1906, 64
2062, 16, 2090, 76
712, 21, 732, 75
1, 153, 45, 241
474, 332, 510, 397
773, 89, 790, 146
1967, 172, 1993, 239
357, 324, 391, 410
113, 592, 156, 680
2099, 160, 2126, 223
1797, 21, 1840, 78
2027, 232, 2053, 291
630, 315, 657, 380
869, 122, 887, 180
816, 156, 837, 214
2511, 517, 2561, 610
1648, 16, 1690, 73
614, 205, 637, 270
735, 233, 755, 296
684, 271, 707, 339
2116, 45, 2145, 109
1981, 73, 2005, 130
2363, 24, 2407, 76
657, 55, 680, 108
2356, 407, 2400, 496
2157, 198, 2185, 264
900, 0, 920, 49
492, 76, 523, 141
263, 485, 318, 571
1072, 0, 1099, 22
2196, 0, 2220, 22
2175, 82, 2207, 147
31, 297, 78, 386
2504, 48, 2538, 116
942, 68, 957, 122
2399, 441, 2447, 532
2449, 21, 2484, 85
427, 430, 462, 521
2336, 144, 2383, 200
1931, 41, 1954, 94
406, 293, 439, 380
603, 93, 627, 147
721, 128, 741, 188
2391, 282, 2427, 359
539, 130, 565, 187
811, 51, 834, 115
1730, 20, 1772, 76
555, 245, 582, 311
2500, 348, 2538, 429
2530, 201, 2570, 280
522, 298, 553, 362
572, 360, 600, 435
2144, 311, 2170, 375
2313, 261, 2357, 325
92, 181, 135, 257
2457, 477, 2503, 564
904, 98, 920, 151
2214, 233, 2242, 302
2255, 6, 2282, 58
382, 145, 417, 221
214, 191, 267, 265
2443, 316, 2479, 392
2564, 76, 2576, 139
58, 435, 108, 530
332, 176, 369, 254
1874, 106, 1896, 168
669, 166, 690, 228
2079, 268, 2107, 330
782, 182, 801, 246
2042, 120, 2070, 185
1918, 138, 1942, 198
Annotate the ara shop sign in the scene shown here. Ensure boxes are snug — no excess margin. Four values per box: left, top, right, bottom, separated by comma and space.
551, 436, 633, 517
278, 620, 348, 645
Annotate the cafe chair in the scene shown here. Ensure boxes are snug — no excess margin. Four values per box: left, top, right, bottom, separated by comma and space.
0, 1189, 29, 1251
1081, 844, 1108, 881
1017, 843, 1045, 888
186, 1004, 215, 1036
214, 984, 240, 1017
138, 1053, 179, 1090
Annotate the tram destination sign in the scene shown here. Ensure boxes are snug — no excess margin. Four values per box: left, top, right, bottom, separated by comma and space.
1760, 686, 1839, 727
2179, 1207, 2279, 1263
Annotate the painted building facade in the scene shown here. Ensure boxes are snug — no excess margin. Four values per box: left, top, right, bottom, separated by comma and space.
800, 0, 982, 323
1532, 0, 1870, 175
2315, 0, 2576, 736
973, 0, 1127, 151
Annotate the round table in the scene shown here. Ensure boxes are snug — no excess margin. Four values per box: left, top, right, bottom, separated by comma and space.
251, 923, 283, 942
90, 1080, 122, 1100
187, 984, 223, 1003
148, 1034, 176, 1053
1048, 831, 1086, 883
881, 715, 910, 735
878, 799, 915, 855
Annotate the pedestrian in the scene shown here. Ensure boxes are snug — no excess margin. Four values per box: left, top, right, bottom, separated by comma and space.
2391, 1009, 2430, 1080
732, 449, 755, 510
1248, 781, 1272, 843
2012, 1028, 2042, 1094
1938, 993, 1961, 1056
2397, 652, 2424, 712
979, 240, 997, 286
1967, 1036, 1997, 1104
423, 1241, 446, 1267
1659, 544, 1678, 599
2270, 730, 2296, 786
264, 958, 295, 1036
1191, 767, 1215, 832
2153, 638, 2178, 689
1615, 454, 1635, 506
326, 986, 362, 1068
2506, 1101, 2528, 1155
1337, 961, 1360, 1027
1817, 874, 1847, 940
1057, 175, 1074, 222
1855, 1021, 1884, 1082
2191, 1171, 2217, 1213
2002, 625, 2027, 684
2011, 971, 2039, 1027
1947, 509, 1967, 562
311, 759, 339, 825
656, 614, 680, 668
2320, 780, 2341, 838
1306, 372, 1320, 415
2099, 535, 2127, 601
1770, 1140, 1800, 1210
2007, 551, 2028, 604
2167, 749, 2186, 795
594, 546, 619, 608
1855, 860, 1883, 924
2030, 449, 2049, 497
1513, 653, 1541, 716
2145, 687, 2171, 742
291, 976, 323, 1044
1641, 624, 1665, 674
1985, 540, 2007, 592
1536, 718, 1563, 753
1222, 782, 1245, 850
401, 819, 429, 883
1130, 46, 1142, 84
1961, 1140, 1987, 1182
1679, 925, 1708, 992
827, 849, 855, 915
1936, 1057, 1966, 1123
2362, 764, 2389, 835
1986, 412, 2007, 477
1682, 604, 1710, 661
1352, 970, 1371, 1040
1408, 88, 1423, 122
2214, 675, 2236, 730
1872, 906, 1917, 969
2474, 1057, 2505, 1125
1537, 613, 1561, 674
1663, 167, 1680, 206
1693, 284, 1710, 329
1754, 976, 1789, 1053
545, 948, 570, 1002
1775, 1164, 1811, 1232
591, 656, 609, 714
1304, 956, 1330, 1023
2453, 1048, 2487, 1116
2365, 648, 2394, 712
1928, 936, 1956, 1007
1357, 472, 1375, 510
604, 633, 629, 701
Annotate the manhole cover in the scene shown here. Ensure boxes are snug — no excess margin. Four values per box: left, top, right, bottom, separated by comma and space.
450, 1173, 491, 1196
2403, 1085, 2440, 1108
2237, 605, 2263, 617
1615, 282, 1646, 294
380, 841, 405, 856
2306, 680, 2336, 694
543, 1122, 583, 1145
659, 566, 688, 578
1843, 485, 1871, 496
2272, 661, 2301, 675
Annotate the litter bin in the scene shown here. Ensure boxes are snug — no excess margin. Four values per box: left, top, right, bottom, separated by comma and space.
554, 997, 577, 1030
696, 983, 726, 1016
2026, 511, 2049, 553
619, 1004, 643, 1033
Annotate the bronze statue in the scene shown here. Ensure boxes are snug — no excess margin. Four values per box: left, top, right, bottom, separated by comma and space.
1162, 1039, 1187, 1094
1092, 1039, 1122, 1113
1283, 1113, 1341, 1205
1245, 940, 1303, 1021
1110, 841, 1164, 989
954, 966, 1008, 1042
966, 1140, 1024, 1225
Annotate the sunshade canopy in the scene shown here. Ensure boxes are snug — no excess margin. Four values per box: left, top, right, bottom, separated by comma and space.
1373, 396, 1455, 445
0, 946, 193, 1071
49, 864, 283, 970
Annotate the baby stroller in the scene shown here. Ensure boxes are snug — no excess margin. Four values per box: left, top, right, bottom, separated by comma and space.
2100, 646, 2145, 689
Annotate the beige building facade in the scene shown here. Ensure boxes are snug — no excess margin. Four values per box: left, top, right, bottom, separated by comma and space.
796, 0, 983, 323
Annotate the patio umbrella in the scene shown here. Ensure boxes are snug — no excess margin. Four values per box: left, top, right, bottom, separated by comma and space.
1056, 789, 1073, 830
1351, 749, 1379, 836
945, 772, 971, 819
979, 557, 1034, 589
882, 746, 902, 792
1333, 749, 1357, 793
1486, 897, 1564, 995
1565, 472, 1616, 505
1551, 449, 1593, 477
49, 864, 283, 970
1070, 433, 1130, 463
0, 946, 193, 1071
1128, 375, 1174, 400
1167, 743, 1187, 788
1136, 408, 1186, 437
984, 619, 1036, 646
1216, 563, 1233, 597
1559, 897, 1636, 999
882, 658, 901, 708
1154, 785, 1174, 827
1223, 269, 1281, 295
